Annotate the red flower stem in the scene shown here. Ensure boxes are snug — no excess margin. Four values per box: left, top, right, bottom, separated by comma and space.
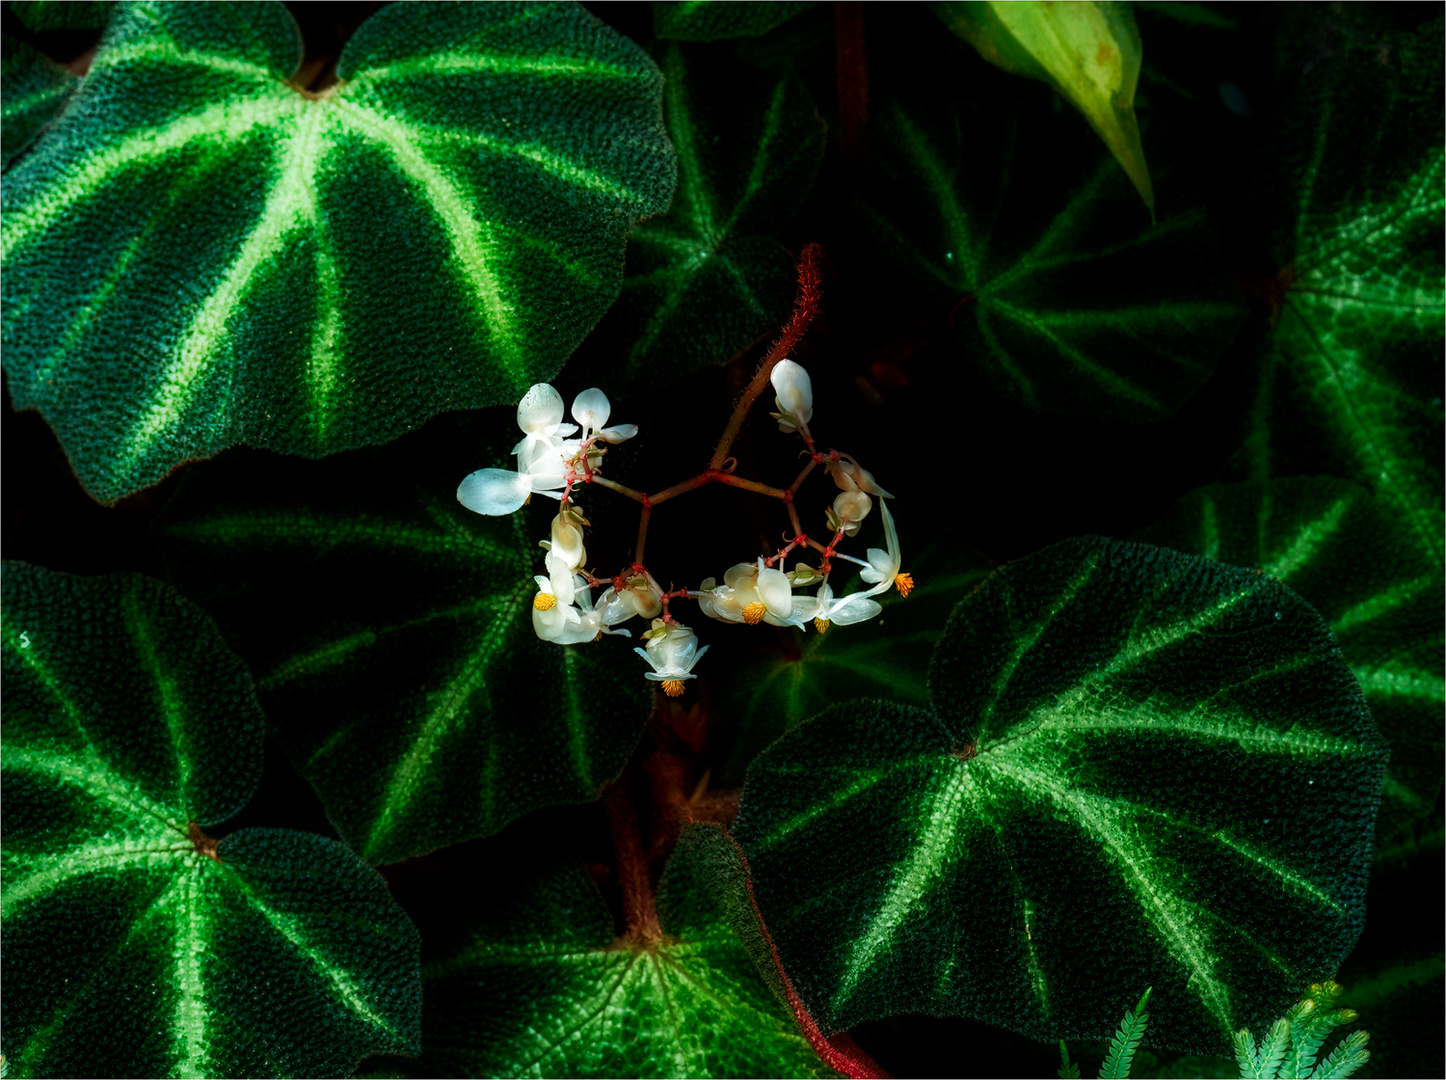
788, 457, 820, 496
605, 776, 661, 945
787, 499, 805, 540
649, 472, 714, 507
709, 243, 825, 471
712, 472, 788, 500
587, 473, 647, 503
635, 505, 651, 567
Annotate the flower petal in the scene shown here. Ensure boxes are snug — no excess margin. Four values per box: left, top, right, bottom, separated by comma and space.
597, 424, 639, 443
458, 469, 533, 515
517, 384, 565, 433
571, 388, 612, 431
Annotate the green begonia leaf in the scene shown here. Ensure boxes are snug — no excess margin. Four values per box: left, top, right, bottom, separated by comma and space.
1235, 12, 1444, 569
8, 1, 114, 30
582, 41, 824, 393
861, 93, 1244, 421
716, 542, 992, 783
417, 835, 836, 1078
1133, 477, 1444, 850
1, 0, 674, 504
732, 537, 1387, 1052
930, 0, 1154, 212
1, 34, 78, 169
653, 1, 815, 42
1, 563, 421, 1078
156, 423, 653, 865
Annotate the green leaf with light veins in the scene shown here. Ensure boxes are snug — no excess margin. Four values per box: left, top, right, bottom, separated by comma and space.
1134, 477, 1444, 851
155, 420, 653, 866
1, 562, 421, 1078
0, 0, 674, 504
653, 1, 815, 42
1, 34, 78, 169
861, 92, 1244, 422
582, 41, 823, 394
733, 536, 1387, 1053
1233, 11, 1444, 570
930, 0, 1154, 212
416, 836, 836, 1078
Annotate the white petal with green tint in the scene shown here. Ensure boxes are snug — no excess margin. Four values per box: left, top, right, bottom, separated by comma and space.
1, 0, 674, 504
733, 537, 1387, 1054
1, 563, 422, 1079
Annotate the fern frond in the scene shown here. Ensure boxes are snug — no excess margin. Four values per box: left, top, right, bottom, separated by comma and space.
1309, 1030, 1370, 1080
1286, 983, 1353, 1078
1058, 1038, 1082, 1079
1257, 1017, 1293, 1078
1233, 1027, 1264, 1078
1099, 988, 1152, 1079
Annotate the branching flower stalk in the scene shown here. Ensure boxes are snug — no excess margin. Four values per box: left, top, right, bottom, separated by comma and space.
458, 244, 914, 697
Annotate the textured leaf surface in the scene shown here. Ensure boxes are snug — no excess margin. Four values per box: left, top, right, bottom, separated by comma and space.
1134, 477, 1444, 849
1, 34, 78, 169
417, 839, 835, 1078
716, 544, 991, 782
931, 0, 1153, 210
861, 93, 1243, 421
156, 423, 653, 865
1, 563, 421, 1078
8, 0, 114, 30
1235, 13, 1444, 569
1, 0, 674, 503
733, 537, 1387, 1052
583, 41, 823, 393
654, 1, 815, 41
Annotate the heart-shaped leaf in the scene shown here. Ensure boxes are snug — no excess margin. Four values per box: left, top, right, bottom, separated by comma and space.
1, 562, 421, 1078
155, 422, 653, 866
1134, 477, 1444, 850
580, 40, 824, 393
653, 1, 816, 41
860, 92, 1244, 421
1, 34, 78, 169
1233, 11, 1444, 569
732, 536, 1387, 1052
930, 0, 1154, 211
1, 0, 674, 504
416, 832, 837, 1078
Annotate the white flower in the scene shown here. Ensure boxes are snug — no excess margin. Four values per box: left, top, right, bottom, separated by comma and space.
697, 558, 811, 627
551, 584, 632, 645
634, 621, 709, 696
809, 580, 883, 633
827, 490, 872, 537
831, 458, 894, 499
531, 551, 583, 641
571, 388, 639, 444
770, 359, 814, 433
602, 575, 662, 623
857, 499, 912, 598
510, 383, 579, 463
548, 506, 588, 571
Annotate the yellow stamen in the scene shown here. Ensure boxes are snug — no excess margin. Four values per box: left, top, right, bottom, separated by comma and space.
742, 602, 767, 625
533, 592, 557, 610
662, 679, 686, 697
895, 572, 915, 597
814, 617, 830, 634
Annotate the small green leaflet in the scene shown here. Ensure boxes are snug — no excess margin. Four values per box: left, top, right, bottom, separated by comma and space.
156, 419, 653, 866
1, 0, 674, 504
1234, 11, 1444, 570
1, 563, 421, 1078
653, 1, 816, 41
1, 34, 78, 169
861, 91, 1243, 422
733, 537, 1387, 1053
417, 837, 836, 1078
1134, 477, 1444, 851
581, 40, 824, 394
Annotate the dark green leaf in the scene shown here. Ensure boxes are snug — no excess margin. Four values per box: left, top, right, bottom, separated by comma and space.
1, 34, 78, 169
1234, 12, 1444, 569
861, 92, 1245, 421
7, 0, 114, 30
1, 0, 674, 503
1133, 477, 1444, 850
416, 835, 836, 1078
1, 562, 421, 1078
733, 537, 1387, 1052
715, 540, 992, 783
653, 1, 815, 42
583, 41, 823, 394
155, 423, 653, 865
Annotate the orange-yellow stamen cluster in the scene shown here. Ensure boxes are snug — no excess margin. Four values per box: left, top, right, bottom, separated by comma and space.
534, 592, 557, 610
742, 602, 767, 625
814, 617, 830, 634
895, 573, 914, 597
662, 679, 686, 697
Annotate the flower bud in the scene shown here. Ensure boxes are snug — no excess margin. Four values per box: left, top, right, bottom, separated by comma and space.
770, 359, 814, 433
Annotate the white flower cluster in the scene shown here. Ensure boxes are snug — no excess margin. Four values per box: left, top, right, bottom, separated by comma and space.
457, 365, 912, 696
